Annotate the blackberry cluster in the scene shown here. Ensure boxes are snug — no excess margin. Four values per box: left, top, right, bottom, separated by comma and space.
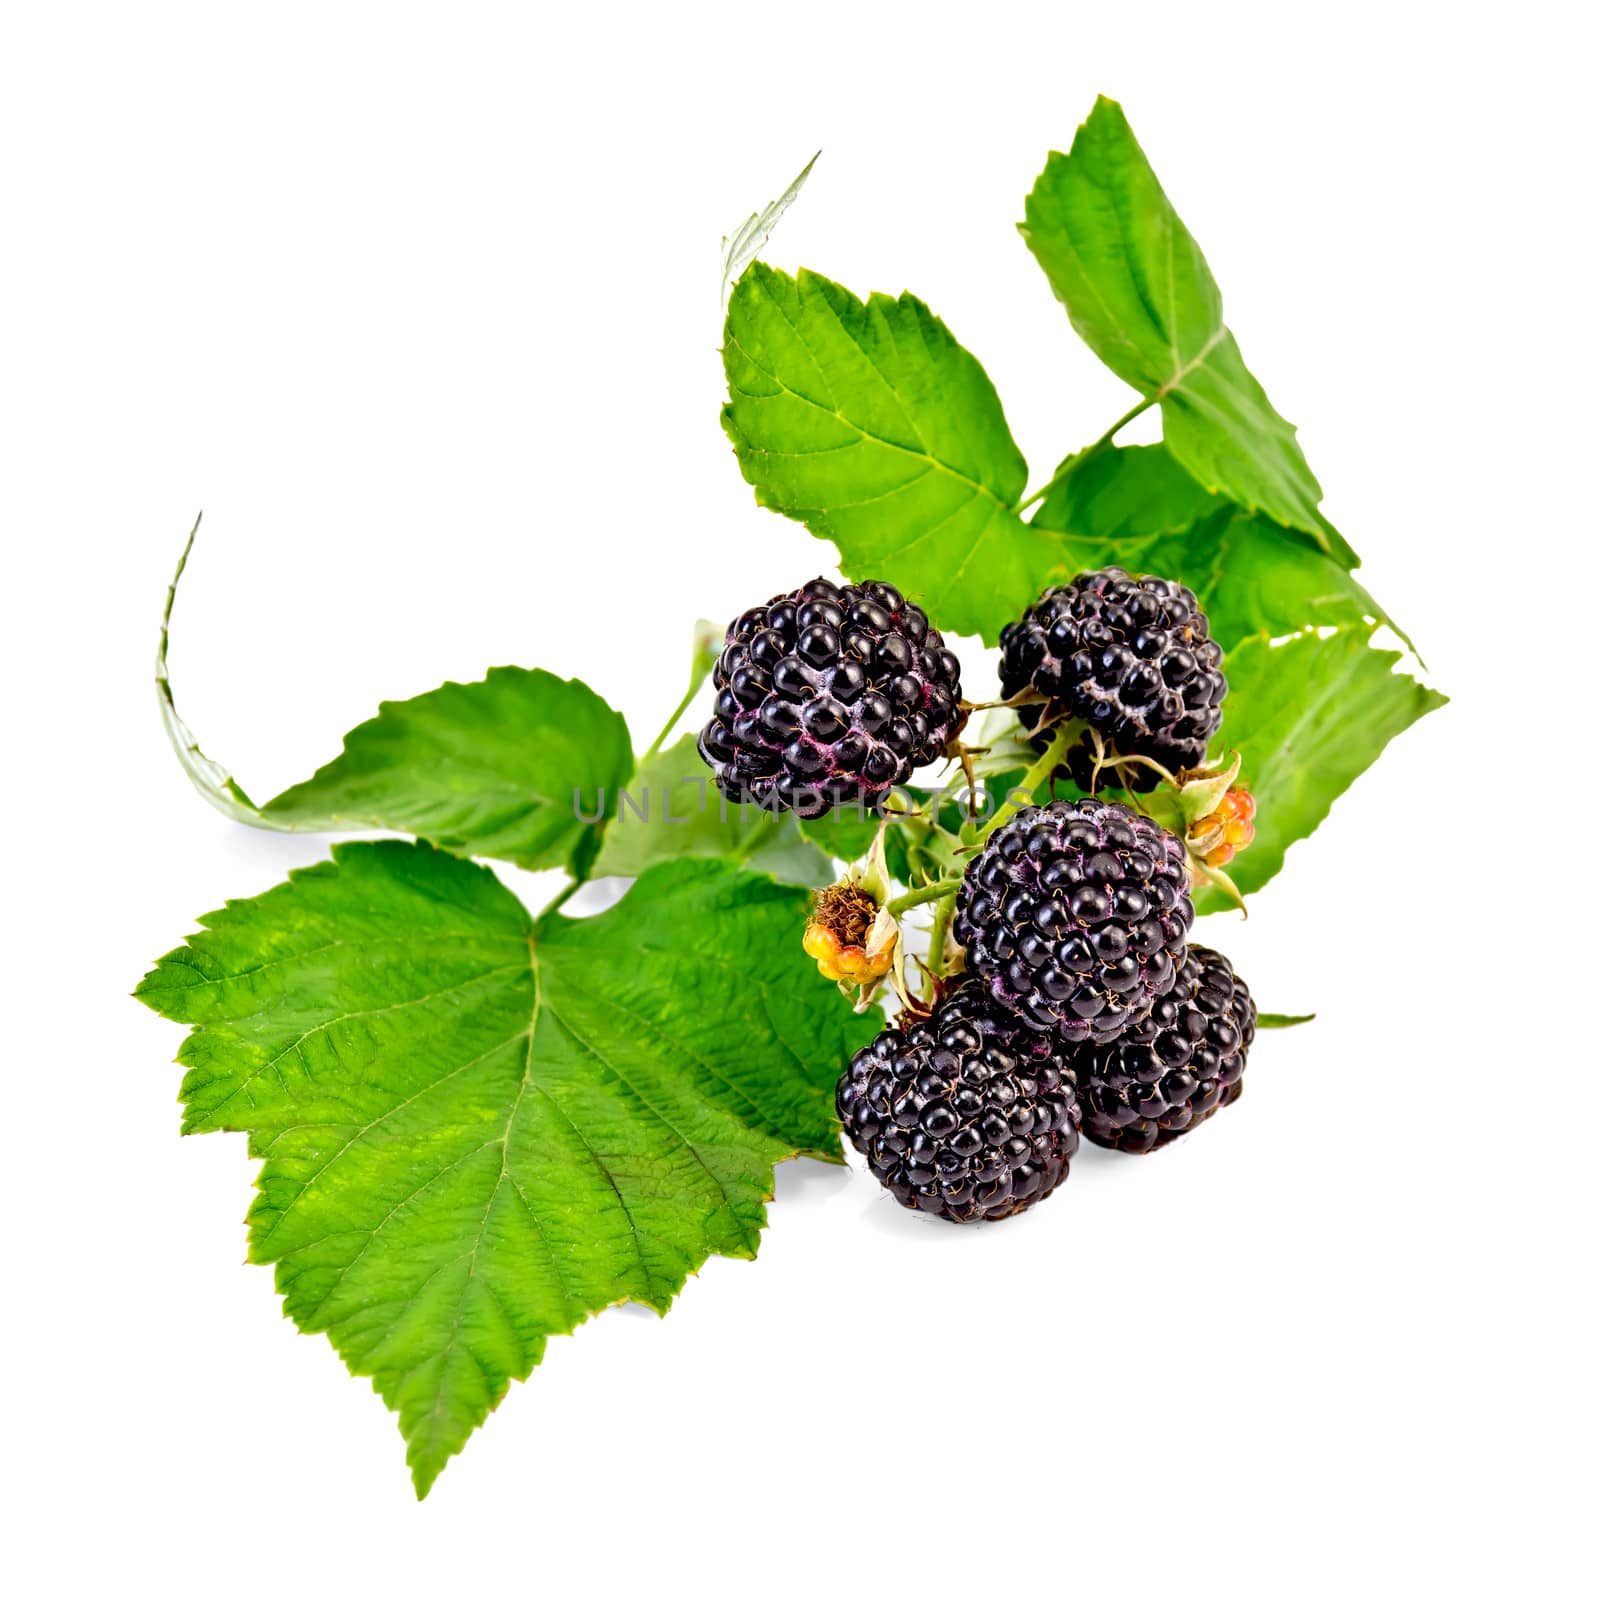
954, 797, 1193, 1043
835, 980, 1080, 1223
1075, 945, 1256, 1153
697, 578, 963, 818
999, 568, 1226, 790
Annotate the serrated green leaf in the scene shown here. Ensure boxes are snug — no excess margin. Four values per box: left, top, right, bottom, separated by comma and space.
722, 262, 1061, 642
136, 842, 875, 1496
1197, 628, 1445, 907
592, 734, 832, 886
1020, 97, 1355, 564
262, 668, 633, 873
1030, 443, 1384, 650
1197, 507, 1387, 651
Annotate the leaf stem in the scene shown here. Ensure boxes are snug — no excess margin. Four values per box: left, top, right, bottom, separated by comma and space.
645, 621, 724, 759
645, 676, 706, 761
1015, 395, 1155, 515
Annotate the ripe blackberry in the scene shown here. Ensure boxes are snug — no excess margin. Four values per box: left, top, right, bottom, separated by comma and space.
835, 980, 1080, 1223
1076, 944, 1255, 1153
954, 797, 1192, 1043
697, 578, 963, 818
999, 568, 1225, 789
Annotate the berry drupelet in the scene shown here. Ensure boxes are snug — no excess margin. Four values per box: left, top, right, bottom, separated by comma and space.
697, 578, 963, 818
999, 568, 1226, 790
954, 797, 1193, 1043
835, 980, 1080, 1223
1075, 944, 1256, 1153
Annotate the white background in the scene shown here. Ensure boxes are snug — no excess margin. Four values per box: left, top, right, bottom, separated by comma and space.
2, 4, 1594, 1595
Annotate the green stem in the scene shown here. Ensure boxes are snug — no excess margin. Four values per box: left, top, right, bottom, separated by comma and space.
926, 890, 957, 981
645, 622, 725, 759
973, 723, 1077, 843
644, 674, 706, 760
541, 878, 584, 919
873, 726, 1077, 977
886, 877, 964, 916
1015, 396, 1155, 515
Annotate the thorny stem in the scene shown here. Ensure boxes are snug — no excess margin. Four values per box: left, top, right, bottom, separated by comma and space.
973, 723, 1077, 844
886, 877, 964, 916
926, 890, 957, 982
1015, 396, 1156, 515
879, 724, 1077, 1000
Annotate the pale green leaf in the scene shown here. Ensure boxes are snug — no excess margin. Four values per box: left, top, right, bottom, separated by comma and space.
592, 735, 832, 886
722, 262, 1063, 642
263, 668, 633, 874
795, 803, 889, 867
136, 843, 875, 1496
154, 525, 634, 872
721, 152, 819, 303
1020, 96, 1355, 563
156, 515, 295, 832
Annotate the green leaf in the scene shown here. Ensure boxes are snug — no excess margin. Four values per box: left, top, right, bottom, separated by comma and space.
592, 735, 832, 886
154, 524, 636, 870
722, 262, 1061, 642
794, 768, 1028, 879
136, 842, 874, 1496
1197, 628, 1445, 906
1020, 96, 1354, 563
1257, 1012, 1315, 1029
795, 803, 890, 866
1031, 440, 1219, 551
263, 668, 633, 874
1030, 444, 1384, 650
1198, 507, 1386, 651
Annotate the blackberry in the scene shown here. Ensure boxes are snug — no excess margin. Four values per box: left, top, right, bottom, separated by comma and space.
697, 578, 963, 818
954, 797, 1192, 1043
999, 568, 1225, 789
1076, 944, 1255, 1153
835, 981, 1080, 1223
